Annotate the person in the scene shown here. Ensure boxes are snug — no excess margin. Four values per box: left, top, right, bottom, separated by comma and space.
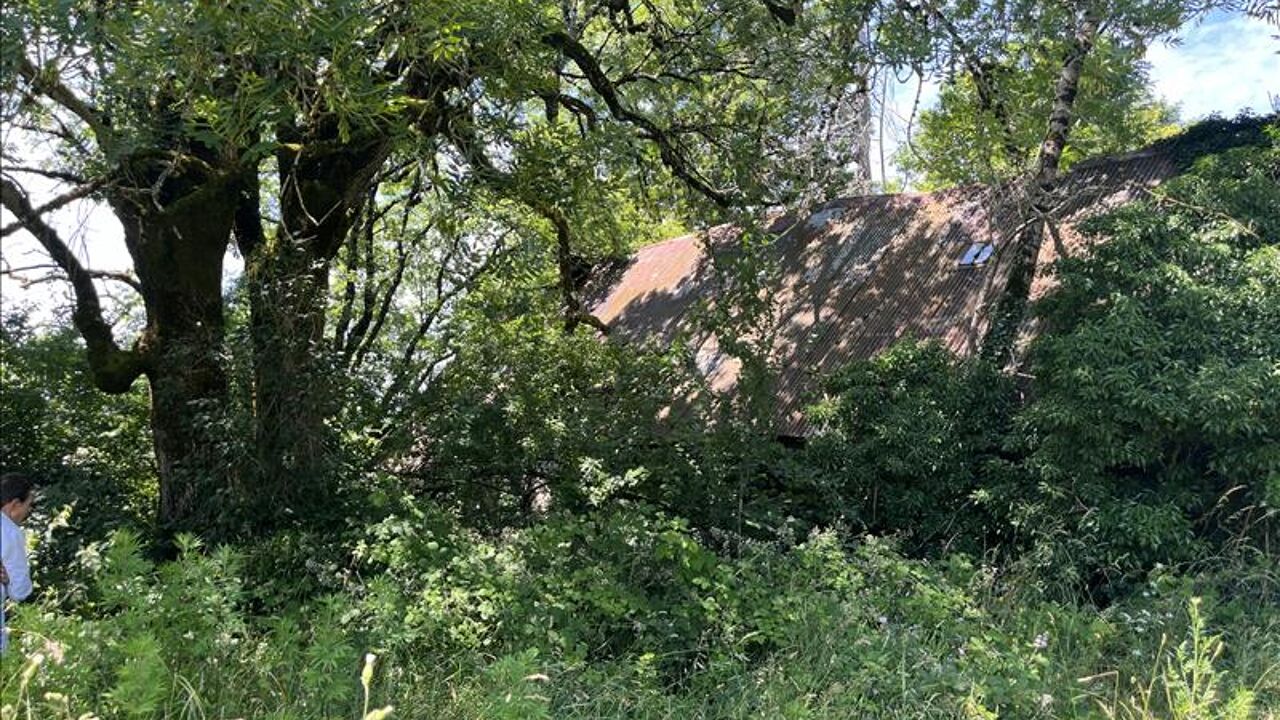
1, 472, 35, 653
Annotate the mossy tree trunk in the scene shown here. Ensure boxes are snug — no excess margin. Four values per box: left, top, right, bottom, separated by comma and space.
110, 161, 240, 536
234, 133, 390, 530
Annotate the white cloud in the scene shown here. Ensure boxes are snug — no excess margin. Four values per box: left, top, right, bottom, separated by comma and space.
1146, 12, 1280, 121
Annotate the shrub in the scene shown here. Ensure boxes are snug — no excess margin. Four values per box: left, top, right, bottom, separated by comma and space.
1010, 126, 1280, 598
805, 342, 1016, 553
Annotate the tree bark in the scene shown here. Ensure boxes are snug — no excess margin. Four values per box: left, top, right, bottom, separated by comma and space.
111, 166, 239, 536
5, 164, 239, 539
984, 9, 1098, 366
244, 238, 334, 525
237, 135, 389, 529
1032, 12, 1099, 204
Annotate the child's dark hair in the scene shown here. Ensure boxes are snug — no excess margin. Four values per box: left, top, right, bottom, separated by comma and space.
1, 472, 35, 506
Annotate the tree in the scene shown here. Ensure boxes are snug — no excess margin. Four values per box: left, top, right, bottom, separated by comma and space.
1, 0, 875, 536
887, 0, 1196, 188
882, 0, 1229, 363
898, 38, 1178, 189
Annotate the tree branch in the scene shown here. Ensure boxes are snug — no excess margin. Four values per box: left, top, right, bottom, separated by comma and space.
0, 178, 147, 392
542, 31, 738, 207
16, 56, 113, 147
0, 165, 89, 184
351, 223, 413, 369
0, 177, 109, 238
760, 0, 798, 25
554, 94, 600, 130
538, 203, 610, 335
3, 263, 143, 294
895, 0, 1023, 165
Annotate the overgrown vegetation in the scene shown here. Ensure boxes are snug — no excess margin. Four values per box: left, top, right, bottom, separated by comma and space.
3, 121, 1277, 718
2, 0, 1278, 715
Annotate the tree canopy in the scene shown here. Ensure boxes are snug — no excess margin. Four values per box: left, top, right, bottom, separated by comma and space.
1, 0, 879, 535
0, 0, 1261, 540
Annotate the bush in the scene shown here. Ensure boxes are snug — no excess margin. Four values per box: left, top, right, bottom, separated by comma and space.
1, 531, 368, 718
0, 315, 155, 601
805, 342, 1016, 553
6, 505, 1278, 718
1009, 126, 1280, 598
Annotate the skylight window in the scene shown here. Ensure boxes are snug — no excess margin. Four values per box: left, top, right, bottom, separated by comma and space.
958, 242, 994, 267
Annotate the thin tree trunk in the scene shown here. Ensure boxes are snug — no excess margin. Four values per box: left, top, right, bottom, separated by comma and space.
1033, 12, 1099, 195
984, 9, 1099, 365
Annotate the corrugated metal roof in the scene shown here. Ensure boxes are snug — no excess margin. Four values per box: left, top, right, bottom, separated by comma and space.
588, 145, 1190, 437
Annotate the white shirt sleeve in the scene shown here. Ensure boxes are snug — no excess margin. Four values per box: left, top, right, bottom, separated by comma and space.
1, 519, 32, 602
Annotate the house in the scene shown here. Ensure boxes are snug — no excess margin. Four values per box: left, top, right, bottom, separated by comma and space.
588, 116, 1273, 439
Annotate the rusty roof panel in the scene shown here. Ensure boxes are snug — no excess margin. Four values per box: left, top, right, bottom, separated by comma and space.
590, 144, 1202, 437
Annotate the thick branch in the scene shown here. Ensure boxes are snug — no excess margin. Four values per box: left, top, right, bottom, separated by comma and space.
538, 204, 610, 335
761, 0, 798, 25
554, 94, 600, 129
232, 165, 265, 258
0, 178, 146, 392
0, 178, 109, 237
542, 31, 737, 207
16, 56, 113, 147
985, 9, 1101, 369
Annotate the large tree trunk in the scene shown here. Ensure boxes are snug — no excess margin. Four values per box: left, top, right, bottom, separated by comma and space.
244, 237, 335, 525
6, 163, 235, 540
113, 170, 239, 536
235, 136, 388, 530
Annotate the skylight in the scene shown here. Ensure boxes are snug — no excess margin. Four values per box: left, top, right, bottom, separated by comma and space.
958, 242, 994, 267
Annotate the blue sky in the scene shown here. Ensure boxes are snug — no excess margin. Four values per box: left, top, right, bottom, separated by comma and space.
1146, 10, 1278, 120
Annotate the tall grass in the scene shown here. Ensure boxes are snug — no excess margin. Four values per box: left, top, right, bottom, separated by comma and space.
5, 525, 1275, 719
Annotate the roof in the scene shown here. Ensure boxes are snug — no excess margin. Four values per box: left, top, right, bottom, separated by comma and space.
590, 117, 1273, 437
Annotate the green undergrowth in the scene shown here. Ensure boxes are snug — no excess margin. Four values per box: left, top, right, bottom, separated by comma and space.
4, 508, 1277, 719
3, 116, 1276, 720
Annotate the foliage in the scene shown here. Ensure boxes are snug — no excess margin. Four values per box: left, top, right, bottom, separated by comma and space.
1105, 598, 1258, 720
1, 531, 371, 718
0, 313, 154, 596
1, 0, 886, 536
399, 290, 807, 536
798, 123, 1279, 600
1007, 122, 1280, 597
880, 0, 1212, 190
0, 4, 1276, 717
5, 516, 1278, 718
805, 342, 1016, 553
899, 38, 1178, 188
